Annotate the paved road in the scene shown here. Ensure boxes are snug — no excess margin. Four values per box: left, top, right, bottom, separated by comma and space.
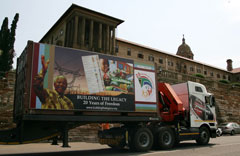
1, 135, 240, 156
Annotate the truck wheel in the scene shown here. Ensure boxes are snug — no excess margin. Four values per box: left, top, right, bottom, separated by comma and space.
158, 127, 175, 149
130, 127, 153, 152
196, 127, 210, 145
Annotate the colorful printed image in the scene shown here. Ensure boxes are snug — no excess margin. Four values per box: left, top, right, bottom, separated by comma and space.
30, 43, 73, 110
134, 62, 157, 112
190, 95, 214, 121
134, 69, 156, 103
30, 43, 135, 112
100, 58, 134, 93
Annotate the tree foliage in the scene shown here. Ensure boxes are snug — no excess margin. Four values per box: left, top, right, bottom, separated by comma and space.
0, 13, 19, 77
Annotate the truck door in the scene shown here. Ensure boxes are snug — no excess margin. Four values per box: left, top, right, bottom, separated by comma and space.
188, 82, 215, 128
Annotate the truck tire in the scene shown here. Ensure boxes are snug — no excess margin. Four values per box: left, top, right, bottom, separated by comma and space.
158, 127, 175, 150
129, 127, 153, 152
196, 127, 210, 145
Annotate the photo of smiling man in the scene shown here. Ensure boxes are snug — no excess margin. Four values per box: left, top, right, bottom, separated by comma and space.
33, 55, 74, 110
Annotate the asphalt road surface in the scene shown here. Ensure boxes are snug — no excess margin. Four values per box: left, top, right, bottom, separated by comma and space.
1, 135, 240, 156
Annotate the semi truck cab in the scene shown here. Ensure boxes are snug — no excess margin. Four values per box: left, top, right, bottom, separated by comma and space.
171, 81, 217, 143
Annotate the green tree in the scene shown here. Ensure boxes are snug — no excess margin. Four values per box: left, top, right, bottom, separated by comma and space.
0, 13, 19, 78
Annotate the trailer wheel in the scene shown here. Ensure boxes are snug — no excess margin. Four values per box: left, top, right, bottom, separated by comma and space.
130, 127, 153, 152
196, 127, 210, 145
158, 127, 175, 149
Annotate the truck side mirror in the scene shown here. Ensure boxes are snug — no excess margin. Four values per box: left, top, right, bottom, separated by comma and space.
211, 97, 215, 106
205, 96, 210, 104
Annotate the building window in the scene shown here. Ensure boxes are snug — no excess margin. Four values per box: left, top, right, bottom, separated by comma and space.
168, 61, 174, 67
237, 77, 240, 81
223, 75, 226, 79
159, 58, 163, 64
190, 66, 194, 72
60, 29, 64, 36
210, 72, 214, 77
176, 63, 180, 70
127, 48, 131, 56
138, 53, 144, 59
149, 55, 154, 62
204, 71, 207, 75
217, 74, 220, 78
197, 68, 201, 73
237, 76, 240, 81
115, 45, 119, 53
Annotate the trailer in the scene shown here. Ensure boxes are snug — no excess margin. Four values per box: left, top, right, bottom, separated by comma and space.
0, 41, 217, 151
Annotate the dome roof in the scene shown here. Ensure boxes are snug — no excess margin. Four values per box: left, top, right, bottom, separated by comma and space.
176, 35, 194, 60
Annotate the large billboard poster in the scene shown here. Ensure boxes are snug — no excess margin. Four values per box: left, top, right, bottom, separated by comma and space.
30, 43, 134, 112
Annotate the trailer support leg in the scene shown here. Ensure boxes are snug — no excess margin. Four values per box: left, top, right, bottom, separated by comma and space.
51, 136, 59, 145
62, 125, 70, 148
17, 121, 24, 144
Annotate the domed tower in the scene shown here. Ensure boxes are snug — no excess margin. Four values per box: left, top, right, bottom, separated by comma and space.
176, 35, 194, 60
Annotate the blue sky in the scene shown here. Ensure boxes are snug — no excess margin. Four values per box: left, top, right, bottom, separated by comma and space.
1, 0, 240, 70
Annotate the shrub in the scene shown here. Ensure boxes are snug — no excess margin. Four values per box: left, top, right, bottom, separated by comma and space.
219, 79, 230, 84
231, 82, 240, 87
194, 73, 205, 79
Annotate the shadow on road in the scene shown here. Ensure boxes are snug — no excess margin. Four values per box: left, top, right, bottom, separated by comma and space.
1, 142, 217, 156
1, 148, 142, 156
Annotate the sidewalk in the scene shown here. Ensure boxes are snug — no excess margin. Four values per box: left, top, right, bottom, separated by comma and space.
0, 142, 108, 155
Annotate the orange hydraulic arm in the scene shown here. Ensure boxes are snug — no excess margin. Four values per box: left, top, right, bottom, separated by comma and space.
158, 83, 185, 122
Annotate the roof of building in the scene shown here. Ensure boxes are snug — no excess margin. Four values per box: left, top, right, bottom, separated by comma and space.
40, 3, 124, 42
116, 37, 231, 73
232, 68, 240, 73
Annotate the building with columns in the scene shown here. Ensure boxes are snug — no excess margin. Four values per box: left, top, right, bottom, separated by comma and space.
40, 4, 240, 84
40, 4, 123, 55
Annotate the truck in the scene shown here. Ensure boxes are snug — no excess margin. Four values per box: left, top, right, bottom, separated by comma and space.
0, 41, 217, 152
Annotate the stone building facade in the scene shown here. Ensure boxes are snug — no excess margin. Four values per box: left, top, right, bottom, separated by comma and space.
40, 4, 123, 55
116, 38, 234, 82
40, 4, 239, 84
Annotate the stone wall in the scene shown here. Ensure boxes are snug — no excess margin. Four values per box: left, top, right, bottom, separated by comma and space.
1, 70, 240, 143
0, 71, 16, 130
69, 124, 100, 143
